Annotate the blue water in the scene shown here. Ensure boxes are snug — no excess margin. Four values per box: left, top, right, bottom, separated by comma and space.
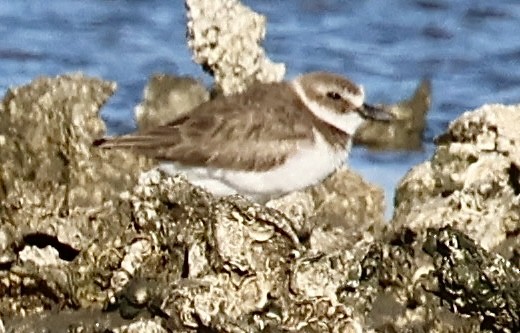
1, 0, 519, 216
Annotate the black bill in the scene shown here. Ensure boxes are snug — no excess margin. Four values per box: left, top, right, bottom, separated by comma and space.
357, 103, 394, 122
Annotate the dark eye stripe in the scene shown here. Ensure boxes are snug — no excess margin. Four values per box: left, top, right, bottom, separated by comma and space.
326, 92, 342, 100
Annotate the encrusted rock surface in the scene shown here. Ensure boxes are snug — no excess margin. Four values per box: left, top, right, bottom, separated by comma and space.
134, 74, 209, 131
424, 227, 519, 332
1, 74, 518, 332
0, 74, 153, 323
355, 79, 431, 151
393, 104, 520, 253
1, 1, 518, 330
266, 167, 386, 252
0, 74, 152, 255
185, 0, 285, 95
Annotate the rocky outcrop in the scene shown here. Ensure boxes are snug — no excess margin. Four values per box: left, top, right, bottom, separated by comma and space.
1, 75, 518, 332
0, 0, 518, 331
0, 74, 153, 257
392, 104, 520, 254
185, 0, 285, 95
355, 79, 431, 151
134, 74, 209, 131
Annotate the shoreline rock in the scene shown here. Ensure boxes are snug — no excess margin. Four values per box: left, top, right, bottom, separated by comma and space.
0, 73, 518, 332
0, 0, 517, 331
393, 104, 520, 255
185, 0, 285, 95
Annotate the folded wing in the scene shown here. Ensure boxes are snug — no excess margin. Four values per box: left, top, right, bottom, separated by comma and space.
94, 83, 315, 172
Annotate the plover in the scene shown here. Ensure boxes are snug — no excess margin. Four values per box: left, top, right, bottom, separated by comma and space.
95, 72, 392, 203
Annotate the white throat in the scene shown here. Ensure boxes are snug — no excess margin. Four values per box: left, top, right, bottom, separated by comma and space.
291, 80, 365, 136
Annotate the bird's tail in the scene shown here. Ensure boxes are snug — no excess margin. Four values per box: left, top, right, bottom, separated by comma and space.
92, 135, 164, 149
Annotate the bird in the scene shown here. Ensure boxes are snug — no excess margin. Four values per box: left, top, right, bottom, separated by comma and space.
94, 71, 393, 203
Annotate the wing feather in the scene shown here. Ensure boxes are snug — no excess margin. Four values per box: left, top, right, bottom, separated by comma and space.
95, 83, 315, 171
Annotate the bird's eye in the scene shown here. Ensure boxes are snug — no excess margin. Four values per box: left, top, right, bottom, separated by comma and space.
326, 92, 342, 100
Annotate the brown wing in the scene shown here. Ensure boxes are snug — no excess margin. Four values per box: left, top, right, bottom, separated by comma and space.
95, 82, 315, 172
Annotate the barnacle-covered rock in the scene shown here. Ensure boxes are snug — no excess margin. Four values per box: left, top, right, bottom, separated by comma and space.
264, 167, 386, 252
185, 0, 285, 95
355, 79, 431, 151
266, 191, 315, 239
0, 225, 17, 266
0, 74, 153, 319
0, 74, 152, 252
116, 319, 168, 333
119, 170, 298, 329
349, 228, 483, 332
3, 1, 520, 328
307, 167, 386, 252
424, 226, 520, 332
393, 104, 520, 253
2, 74, 519, 333
134, 74, 209, 131
0, 74, 152, 207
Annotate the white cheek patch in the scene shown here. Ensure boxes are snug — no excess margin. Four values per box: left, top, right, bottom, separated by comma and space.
291, 81, 366, 135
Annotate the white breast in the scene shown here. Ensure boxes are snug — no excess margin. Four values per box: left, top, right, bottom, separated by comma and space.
158, 129, 347, 202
